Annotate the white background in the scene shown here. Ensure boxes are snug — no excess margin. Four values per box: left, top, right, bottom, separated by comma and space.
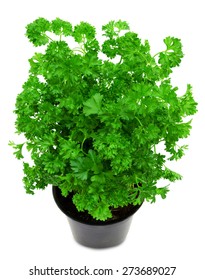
1, 0, 205, 279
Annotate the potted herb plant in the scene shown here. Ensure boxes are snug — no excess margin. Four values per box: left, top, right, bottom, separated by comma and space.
10, 18, 197, 248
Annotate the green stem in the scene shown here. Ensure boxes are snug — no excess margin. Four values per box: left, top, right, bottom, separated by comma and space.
81, 138, 87, 155
45, 34, 54, 42
135, 175, 146, 184
135, 116, 143, 127
72, 47, 86, 55
153, 50, 167, 58
118, 56, 123, 64
153, 51, 161, 58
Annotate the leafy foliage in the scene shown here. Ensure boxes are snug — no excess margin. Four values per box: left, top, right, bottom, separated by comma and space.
11, 18, 198, 220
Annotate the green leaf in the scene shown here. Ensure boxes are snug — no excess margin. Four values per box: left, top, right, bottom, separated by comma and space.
102, 20, 130, 38
159, 36, 184, 68
43, 155, 65, 174
163, 167, 182, 182
167, 120, 192, 141
156, 186, 170, 199
51, 18, 72, 36
83, 93, 103, 116
70, 150, 102, 180
70, 157, 89, 180
91, 173, 106, 184
87, 149, 103, 174
26, 17, 51, 46
9, 141, 24, 159
89, 203, 112, 221
167, 144, 188, 161
115, 20, 130, 32
22, 162, 47, 194
59, 138, 81, 159
179, 84, 198, 116
102, 39, 118, 59
73, 22, 96, 43
58, 174, 73, 196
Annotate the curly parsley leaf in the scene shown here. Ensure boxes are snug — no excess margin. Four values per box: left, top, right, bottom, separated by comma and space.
51, 18, 72, 36
83, 93, 103, 116
158, 36, 184, 68
73, 22, 96, 43
9, 141, 24, 159
102, 20, 130, 38
163, 167, 182, 182
179, 84, 198, 116
26, 17, 51, 46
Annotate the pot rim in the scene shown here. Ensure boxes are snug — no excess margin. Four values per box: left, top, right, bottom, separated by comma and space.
52, 185, 143, 226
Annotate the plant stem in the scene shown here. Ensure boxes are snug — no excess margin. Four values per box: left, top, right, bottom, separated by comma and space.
72, 47, 86, 55
81, 138, 87, 155
153, 51, 161, 58
153, 50, 167, 58
135, 116, 143, 127
118, 57, 123, 64
45, 34, 54, 42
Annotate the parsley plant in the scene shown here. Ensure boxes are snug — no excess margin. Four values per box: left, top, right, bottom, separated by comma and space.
11, 18, 198, 220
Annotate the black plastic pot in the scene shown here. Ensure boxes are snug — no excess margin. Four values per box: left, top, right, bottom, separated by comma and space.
52, 186, 142, 248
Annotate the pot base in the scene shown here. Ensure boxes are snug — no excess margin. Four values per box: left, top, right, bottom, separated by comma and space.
67, 215, 133, 248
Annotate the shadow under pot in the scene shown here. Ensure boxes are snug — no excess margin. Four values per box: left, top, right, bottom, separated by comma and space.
52, 186, 143, 249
